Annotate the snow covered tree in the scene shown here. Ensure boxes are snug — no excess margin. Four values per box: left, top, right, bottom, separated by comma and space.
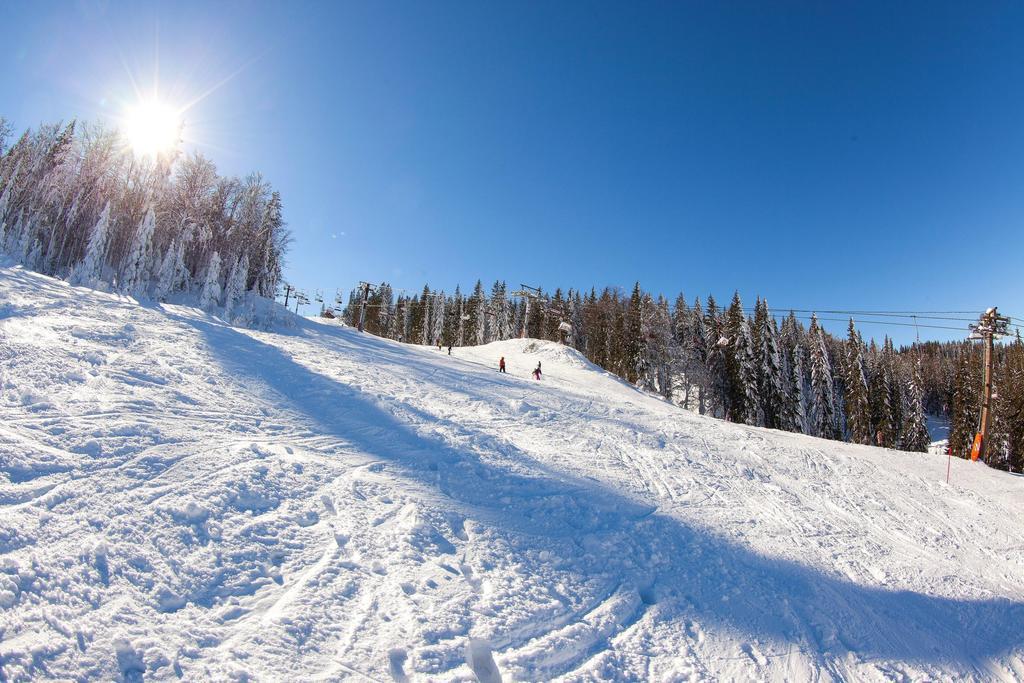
736, 315, 762, 426
724, 293, 760, 425
463, 280, 486, 345
223, 253, 249, 315
121, 206, 156, 295
491, 280, 511, 341
949, 344, 981, 458
868, 341, 896, 447
623, 283, 646, 385
413, 285, 431, 345
0, 118, 288, 313
637, 293, 672, 396
788, 339, 808, 434
430, 289, 446, 346
843, 320, 872, 445
454, 288, 466, 346
755, 299, 785, 429
996, 332, 1024, 471
73, 202, 112, 285
808, 314, 837, 439
154, 237, 186, 300
900, 357, 930, 453
566, 290, 585, 350
199, 252, 223, 310
703, 295, 728, 419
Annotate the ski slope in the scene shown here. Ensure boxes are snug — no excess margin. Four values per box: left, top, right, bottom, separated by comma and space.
1, 264, 1023, 681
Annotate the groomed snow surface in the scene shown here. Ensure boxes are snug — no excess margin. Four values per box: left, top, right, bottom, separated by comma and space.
1, 265, 1023, 682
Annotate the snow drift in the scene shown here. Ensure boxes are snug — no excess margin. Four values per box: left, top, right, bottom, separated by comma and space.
1, 265, 1023, 681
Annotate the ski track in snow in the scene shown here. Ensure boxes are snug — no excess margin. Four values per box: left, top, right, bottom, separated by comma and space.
1, 265, 1024, 681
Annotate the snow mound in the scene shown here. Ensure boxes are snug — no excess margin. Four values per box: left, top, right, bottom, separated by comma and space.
2, 265, 1024, 681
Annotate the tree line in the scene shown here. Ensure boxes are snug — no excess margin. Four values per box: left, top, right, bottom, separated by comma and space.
0, 117, 289, 323
336, 280, 1023, 471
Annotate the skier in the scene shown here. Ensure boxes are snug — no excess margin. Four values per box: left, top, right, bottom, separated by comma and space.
533, 362, 542, 380
499, 357, 506, 373
447, 344, 452, 355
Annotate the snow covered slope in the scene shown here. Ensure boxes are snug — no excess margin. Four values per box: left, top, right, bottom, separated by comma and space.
2, 265, 1023, 682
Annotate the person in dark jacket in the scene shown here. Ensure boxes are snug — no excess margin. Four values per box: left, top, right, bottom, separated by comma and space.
499, 357, 506, 373
533, 362, 542, 380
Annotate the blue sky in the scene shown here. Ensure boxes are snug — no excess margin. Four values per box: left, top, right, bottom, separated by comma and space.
2, 1, 1022, 343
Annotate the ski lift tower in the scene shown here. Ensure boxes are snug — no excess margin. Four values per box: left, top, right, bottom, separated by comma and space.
968, 306, 1011, 463
356, 281, 377, 332
510, 284, 543, 339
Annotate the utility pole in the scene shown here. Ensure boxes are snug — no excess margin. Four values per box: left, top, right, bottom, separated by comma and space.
510, 284, 543, 339
968, 307, 1011, 463
357, 281, 376, 332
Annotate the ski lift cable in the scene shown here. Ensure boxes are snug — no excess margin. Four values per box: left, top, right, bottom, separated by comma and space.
740, 307, 978, 322
325, 282, 1020, 333
771, 313, 965, 332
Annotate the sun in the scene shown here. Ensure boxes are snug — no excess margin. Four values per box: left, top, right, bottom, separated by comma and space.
122, 99, 183, 158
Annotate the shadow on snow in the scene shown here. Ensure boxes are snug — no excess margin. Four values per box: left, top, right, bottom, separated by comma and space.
187, 315, 1024, 677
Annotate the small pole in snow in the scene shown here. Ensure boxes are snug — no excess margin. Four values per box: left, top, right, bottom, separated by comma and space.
946, 447, 952, 484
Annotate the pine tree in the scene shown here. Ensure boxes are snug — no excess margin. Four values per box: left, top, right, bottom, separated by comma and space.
868, 342, 895, 447
809, 314, 837, 439
789, 340, 808, 434
430, 290, 446, 346
567, 290, 585, 350
755, 300, 785, 429
998, 332, 1024, 471
884, 338, 903, 447
948, 344, 981, 458
625, 283, 646, 385
471, 280, 487, 345
491, 281, 510, 341
418, 285, 433, 345
723, 292, 760, 425
455, 288, 466, 346
843, 319, 872, 444
737, 315, 762, 426
688, 298, 709, 414
900, 356, 930, 453
704, 295, 728, 418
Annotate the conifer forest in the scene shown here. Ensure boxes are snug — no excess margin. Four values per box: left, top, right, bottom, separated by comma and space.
340, 282, 1024, 472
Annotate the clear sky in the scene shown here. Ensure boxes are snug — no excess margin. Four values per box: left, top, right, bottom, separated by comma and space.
2, 1, 1022, 344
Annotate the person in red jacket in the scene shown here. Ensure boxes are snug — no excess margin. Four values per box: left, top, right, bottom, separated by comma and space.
498, 357, 506, 373
532, 362, 542, 380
